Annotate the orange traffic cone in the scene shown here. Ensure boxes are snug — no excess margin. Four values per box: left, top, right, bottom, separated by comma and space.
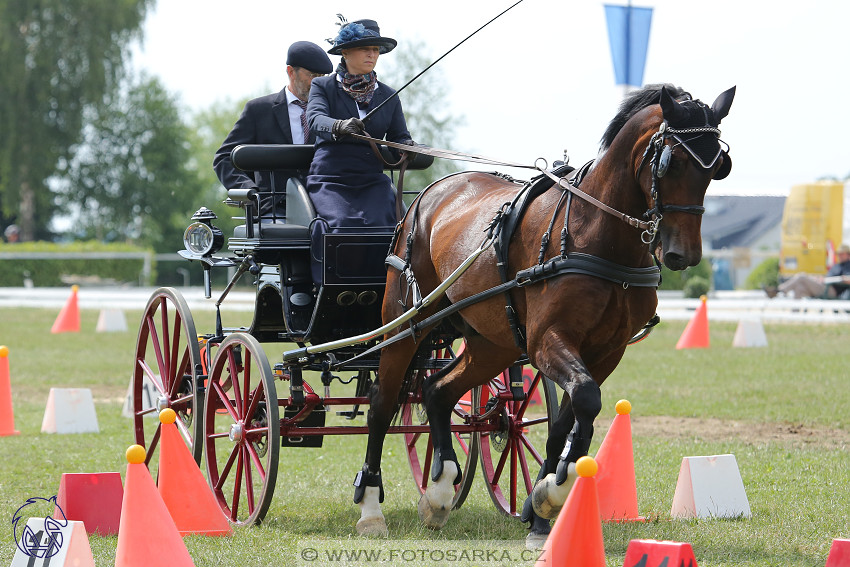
157, 409, 232, 536
595, 399, 644, 522
676, 295, 709, 349
115, 445, 195, 567
0, 345, 20, 436
535, 456, 606, 567
826, 539, 850, 567
51, 285, 80, 333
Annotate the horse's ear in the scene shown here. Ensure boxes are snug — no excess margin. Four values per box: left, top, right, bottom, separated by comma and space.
711, 86, 736, 123
659, 86, 688, 123
713, 151, 732, 180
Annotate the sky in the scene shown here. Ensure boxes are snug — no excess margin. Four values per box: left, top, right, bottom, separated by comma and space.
131, 0, 850, 196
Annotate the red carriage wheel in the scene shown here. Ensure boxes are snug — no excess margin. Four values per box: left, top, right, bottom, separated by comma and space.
132, 287, 203, 476
474, 366, 558, 517
402, 346, 478, 510
204, 333, 279, 526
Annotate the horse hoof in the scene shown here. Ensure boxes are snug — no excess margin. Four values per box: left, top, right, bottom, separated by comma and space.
531, 466, 577, 519
417, 493, 450, 530
356, 516, 389, 537
526, 531, 548, 550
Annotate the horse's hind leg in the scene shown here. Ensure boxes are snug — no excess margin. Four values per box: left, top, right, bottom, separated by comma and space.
418, 336, 519, 529
354, 337, 418, 537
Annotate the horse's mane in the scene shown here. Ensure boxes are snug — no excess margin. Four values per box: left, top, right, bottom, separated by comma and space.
599, 83, 692, 151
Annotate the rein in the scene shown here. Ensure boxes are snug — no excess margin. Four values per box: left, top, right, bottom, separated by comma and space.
355, 133, 654, 236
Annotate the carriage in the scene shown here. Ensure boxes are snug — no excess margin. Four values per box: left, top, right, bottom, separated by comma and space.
131, 83, 735, 540
131, 142, 557, 527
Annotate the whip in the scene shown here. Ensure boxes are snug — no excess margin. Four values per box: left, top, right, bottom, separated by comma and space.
362, 0, 527, 122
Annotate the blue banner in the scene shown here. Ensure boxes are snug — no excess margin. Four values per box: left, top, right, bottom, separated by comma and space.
604, 4, 653, 87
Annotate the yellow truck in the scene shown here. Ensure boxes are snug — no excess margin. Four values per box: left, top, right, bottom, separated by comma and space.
780, 181, 845, 277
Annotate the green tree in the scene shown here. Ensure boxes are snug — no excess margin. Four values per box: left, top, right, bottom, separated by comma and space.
379, 39, 463, 197
53, 75, 203, 252
186, 97, 253, 237
0, 0, 152, 240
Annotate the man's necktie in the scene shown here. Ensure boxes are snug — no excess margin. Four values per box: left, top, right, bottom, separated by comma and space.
293, 100, 309, 144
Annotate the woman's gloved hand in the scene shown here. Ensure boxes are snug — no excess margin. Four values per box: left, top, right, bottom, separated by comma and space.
332, 118, 367, 138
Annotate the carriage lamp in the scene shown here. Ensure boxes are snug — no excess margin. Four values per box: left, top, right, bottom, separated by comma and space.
183, 207, 223, 256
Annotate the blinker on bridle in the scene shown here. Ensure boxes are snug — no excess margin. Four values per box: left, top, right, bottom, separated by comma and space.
637, 120, 726, 244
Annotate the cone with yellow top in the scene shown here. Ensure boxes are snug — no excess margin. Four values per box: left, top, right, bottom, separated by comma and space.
51, 285, 80, 333
157, 409, 232, 536
115, 444, 195, 567
595, 399, 645, 522
535, 456, 606, 567
676, 295, 709, 349
0, 345, 20, 436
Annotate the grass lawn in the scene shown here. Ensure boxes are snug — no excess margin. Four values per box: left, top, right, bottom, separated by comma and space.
0, 304, 847, 566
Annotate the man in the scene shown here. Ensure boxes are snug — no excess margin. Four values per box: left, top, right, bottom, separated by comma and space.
825, 243, 850, 298
213, 41, 332, 217
778, 243, 850, 299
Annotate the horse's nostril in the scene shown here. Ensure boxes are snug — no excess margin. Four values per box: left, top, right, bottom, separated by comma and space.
664, 253, 687, 271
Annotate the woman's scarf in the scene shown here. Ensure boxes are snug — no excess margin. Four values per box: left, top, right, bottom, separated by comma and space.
337, 61, 377, 106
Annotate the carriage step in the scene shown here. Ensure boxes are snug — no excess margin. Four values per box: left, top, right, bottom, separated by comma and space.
336, 410, 364, 418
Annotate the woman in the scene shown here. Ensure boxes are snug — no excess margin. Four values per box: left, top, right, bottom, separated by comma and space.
306, 17, 414, 285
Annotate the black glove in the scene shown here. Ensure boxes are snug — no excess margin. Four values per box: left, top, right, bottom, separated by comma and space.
398, 139, 416, 147
332, 118, 366, 138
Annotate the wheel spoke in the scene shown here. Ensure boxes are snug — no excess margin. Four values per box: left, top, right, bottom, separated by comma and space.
230, 448, 244, 521
143, 318, 169, 393
216, 443, 240, 492
510, 440, 518, 514
491, 435, 510, 485
159, 300, 172, 383
243, 446, 255, 514
229, 351, 243, 417
421, 436, 433, 488
244, 432, 268, 478
210, 380, 238, 421
517, 438, 534, 495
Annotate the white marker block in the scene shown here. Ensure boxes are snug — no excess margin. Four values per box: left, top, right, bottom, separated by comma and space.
732, 318, 768, 348
95, 309, 127, 332
121, 375, 160, 419
671, 454, 751, 519
41, 388, 100, 434
11, 518, 94, 567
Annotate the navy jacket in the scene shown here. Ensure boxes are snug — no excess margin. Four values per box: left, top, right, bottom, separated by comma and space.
213, 87, 314, 216
307, 74, 411, 175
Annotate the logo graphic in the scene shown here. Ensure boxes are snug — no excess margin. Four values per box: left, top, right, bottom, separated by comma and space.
11, 496, 67, 559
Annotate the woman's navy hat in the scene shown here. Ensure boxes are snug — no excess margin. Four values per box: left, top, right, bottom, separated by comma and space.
327, 17, 397, 55
287, 41, 333, 74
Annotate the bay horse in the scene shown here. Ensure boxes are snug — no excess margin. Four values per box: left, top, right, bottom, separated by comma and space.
353, 83, 735, 540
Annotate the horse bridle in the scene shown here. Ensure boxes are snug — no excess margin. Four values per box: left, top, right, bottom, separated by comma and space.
636, 121, 722, 244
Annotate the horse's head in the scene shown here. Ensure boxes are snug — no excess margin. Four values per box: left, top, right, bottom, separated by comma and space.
638, 85, 736, 270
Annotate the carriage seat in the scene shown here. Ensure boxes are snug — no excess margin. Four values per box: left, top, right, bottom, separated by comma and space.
226, 177, 316, 262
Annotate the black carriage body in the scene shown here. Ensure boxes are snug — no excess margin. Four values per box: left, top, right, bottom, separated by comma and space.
201, 144, 428, 345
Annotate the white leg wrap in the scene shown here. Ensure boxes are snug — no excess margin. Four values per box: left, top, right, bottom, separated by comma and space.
356, 486, 388, 537
531, 462, 577, 519
418, 460, 458, 530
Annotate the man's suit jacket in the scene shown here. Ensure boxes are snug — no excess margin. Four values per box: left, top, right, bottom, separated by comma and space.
213, 87, 313, 216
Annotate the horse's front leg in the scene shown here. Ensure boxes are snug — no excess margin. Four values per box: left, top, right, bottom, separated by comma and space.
521, 393, 575, 546
530, 351, 601, 520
